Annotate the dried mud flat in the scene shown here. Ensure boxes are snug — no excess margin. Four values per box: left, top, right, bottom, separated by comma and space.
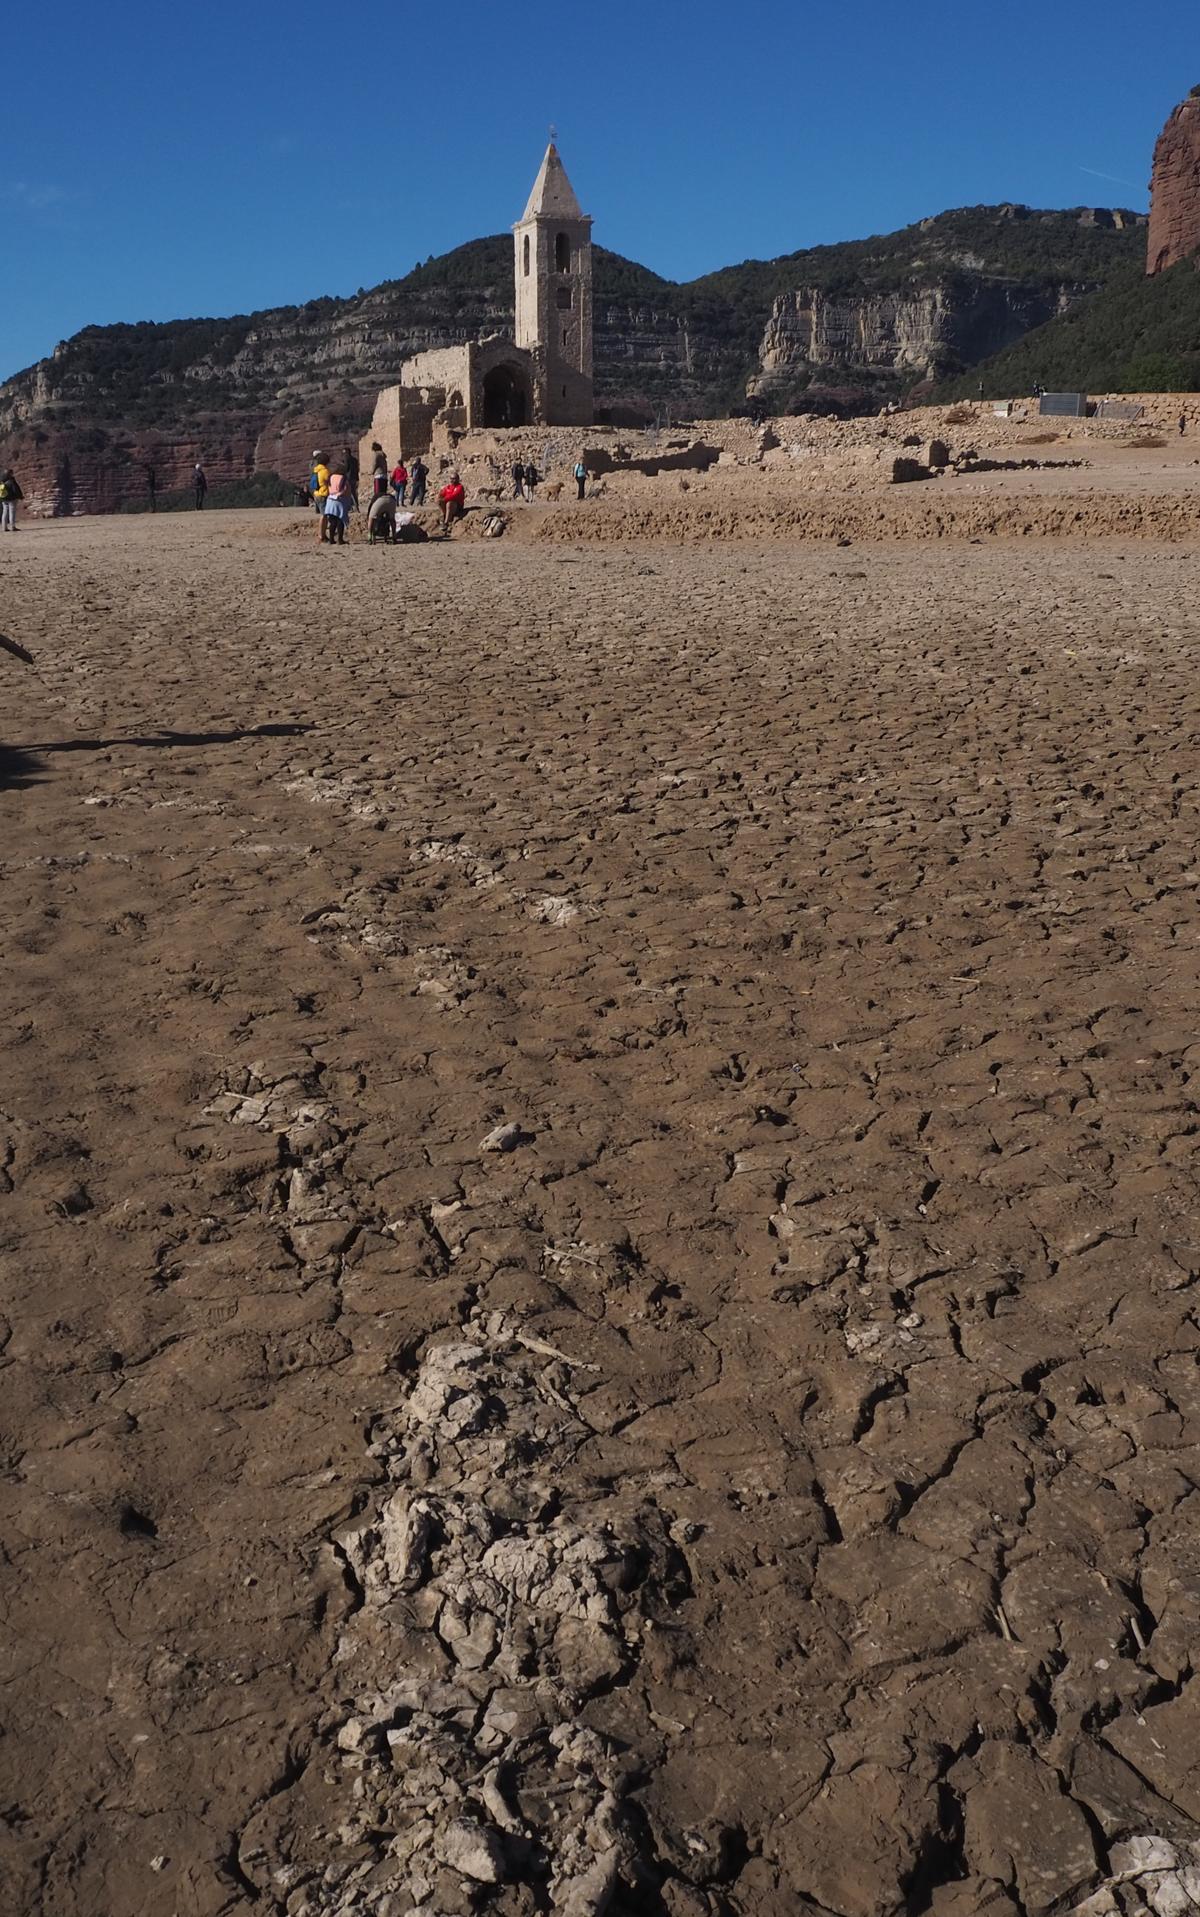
3, 512, 1200, 1917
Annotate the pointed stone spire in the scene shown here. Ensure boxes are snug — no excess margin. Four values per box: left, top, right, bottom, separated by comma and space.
522, 143, 583, 221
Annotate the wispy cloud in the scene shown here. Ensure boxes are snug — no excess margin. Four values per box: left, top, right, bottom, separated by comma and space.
1078, 164, 1142, 191
5, 180, 71, 213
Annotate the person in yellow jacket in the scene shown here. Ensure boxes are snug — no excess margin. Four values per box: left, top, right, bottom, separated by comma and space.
309, 451, 330, 516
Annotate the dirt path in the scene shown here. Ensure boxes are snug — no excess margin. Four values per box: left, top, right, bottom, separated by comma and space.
3, 514, 1200, 1917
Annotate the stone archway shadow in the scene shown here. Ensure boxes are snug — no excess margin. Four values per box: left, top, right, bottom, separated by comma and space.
482, 364, 531, 429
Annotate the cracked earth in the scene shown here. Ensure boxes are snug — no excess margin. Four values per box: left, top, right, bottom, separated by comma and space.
2, 512, 1200, 1917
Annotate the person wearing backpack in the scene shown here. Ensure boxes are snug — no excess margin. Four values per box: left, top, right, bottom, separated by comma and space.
1, 468, 24, 531
574, 457, 587, 501
309, 452, 330, 514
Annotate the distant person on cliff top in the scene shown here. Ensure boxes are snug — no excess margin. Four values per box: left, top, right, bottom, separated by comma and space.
438, 473, 466, 532
310, 453, 330, 513
409, 457, 428, 506
391, 459, 408, 505
370, 443, 389, 499
511, 459, 526, 500
341, 445, 360, 510
523, 461, 539, 500
0, 469, 23, 531
193, 463, 208, 509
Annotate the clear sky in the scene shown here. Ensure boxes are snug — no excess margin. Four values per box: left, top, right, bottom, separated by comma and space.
4, 1, 1195, 383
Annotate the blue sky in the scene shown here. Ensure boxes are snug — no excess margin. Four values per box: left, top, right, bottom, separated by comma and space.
3, 2, 1195, 382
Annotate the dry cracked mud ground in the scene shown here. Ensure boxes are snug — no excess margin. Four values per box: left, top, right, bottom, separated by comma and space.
3, 512, 1200, 1917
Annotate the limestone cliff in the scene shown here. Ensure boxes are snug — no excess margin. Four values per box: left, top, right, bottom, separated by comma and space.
756, 280, 1076, 387
1148, 91, 1200, 275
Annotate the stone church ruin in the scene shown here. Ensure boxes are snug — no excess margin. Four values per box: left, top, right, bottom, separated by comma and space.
361, 144, 594, 473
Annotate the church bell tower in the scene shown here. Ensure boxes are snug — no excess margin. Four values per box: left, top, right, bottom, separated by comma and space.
513, 144, 594, 427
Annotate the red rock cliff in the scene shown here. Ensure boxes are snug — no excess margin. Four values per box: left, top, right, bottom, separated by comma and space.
1148, 93, 1200, 274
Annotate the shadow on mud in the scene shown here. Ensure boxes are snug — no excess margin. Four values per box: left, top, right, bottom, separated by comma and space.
19, 721, 314, 755
0, 743, 47, 792
3, 723, 313, 792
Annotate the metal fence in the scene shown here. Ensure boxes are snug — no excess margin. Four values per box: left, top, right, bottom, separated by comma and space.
1094, 401, 1145, 423
1038, 393, 1088, 418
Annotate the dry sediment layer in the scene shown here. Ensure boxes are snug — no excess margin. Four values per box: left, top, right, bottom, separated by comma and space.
3, 517, 1200, 1917
529, 491, 1200, 545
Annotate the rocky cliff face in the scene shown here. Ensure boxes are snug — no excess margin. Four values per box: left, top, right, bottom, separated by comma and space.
756, 280, 1076, 387
1148, 93, 1200, 274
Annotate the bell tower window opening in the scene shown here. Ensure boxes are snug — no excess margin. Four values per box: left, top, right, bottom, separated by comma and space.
523, 234, 530, 276
555, 232, 571, 273
556, 285, 572, 310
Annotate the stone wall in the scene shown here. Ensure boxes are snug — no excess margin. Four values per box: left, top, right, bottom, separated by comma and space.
1147, 94, 1200, 274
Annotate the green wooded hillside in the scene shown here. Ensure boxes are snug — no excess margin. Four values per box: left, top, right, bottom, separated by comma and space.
937, 257, 1200, 398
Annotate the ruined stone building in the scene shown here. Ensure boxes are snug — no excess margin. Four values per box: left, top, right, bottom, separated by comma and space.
362, 145, 593, 466
1147, 90, 1200, 275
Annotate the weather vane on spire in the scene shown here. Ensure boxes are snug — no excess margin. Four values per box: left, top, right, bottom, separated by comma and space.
549, 122, 558, 143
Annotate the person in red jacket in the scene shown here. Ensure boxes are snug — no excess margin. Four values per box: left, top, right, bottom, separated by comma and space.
391, 460, 409, 505
439, 473, 465, 532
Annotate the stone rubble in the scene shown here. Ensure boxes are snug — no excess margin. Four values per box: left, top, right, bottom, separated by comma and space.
305, 1331, 691, 1915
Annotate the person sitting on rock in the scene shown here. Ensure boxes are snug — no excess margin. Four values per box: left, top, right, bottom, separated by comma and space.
439, 473, 466, 532
367, 491, 397, 544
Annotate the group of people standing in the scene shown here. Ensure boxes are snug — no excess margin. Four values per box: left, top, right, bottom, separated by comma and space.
513, 456, 589, 500
511, 459, 540, 501
307, 442, 437, 546
308, 449, 356, 544
303, 441, 588, 546
368, 441, 429, 510
307, 443, 434, 546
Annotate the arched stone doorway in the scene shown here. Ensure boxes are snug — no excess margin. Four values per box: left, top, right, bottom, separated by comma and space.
483, 364, 530, 428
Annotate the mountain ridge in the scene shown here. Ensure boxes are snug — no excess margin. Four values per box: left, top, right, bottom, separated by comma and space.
0, 203, 1149, 513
